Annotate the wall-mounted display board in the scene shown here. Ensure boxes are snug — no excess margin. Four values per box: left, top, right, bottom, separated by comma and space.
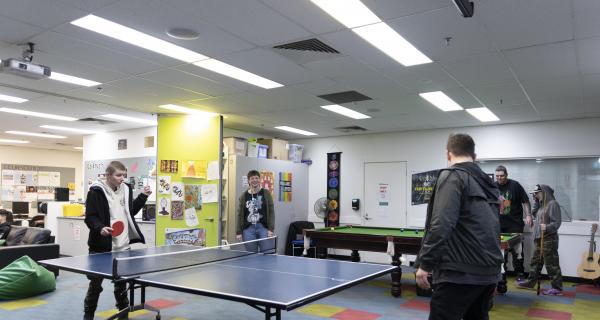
84, 156, 157, 202
478, 157, 600, 222
1, 163, 76, 210
155, 115, 223, 247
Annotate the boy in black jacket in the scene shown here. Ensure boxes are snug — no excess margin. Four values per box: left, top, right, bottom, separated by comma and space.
83, 161, 151, 320
415, 133, 502, 320
0, 209, 12, 240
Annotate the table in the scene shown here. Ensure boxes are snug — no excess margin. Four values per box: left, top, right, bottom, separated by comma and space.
304, 226, 520, 297
40, 241, 393, 320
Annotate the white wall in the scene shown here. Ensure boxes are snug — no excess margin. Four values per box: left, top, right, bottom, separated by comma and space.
296, 117, 600, 276
83, 126, 157, 160
0, 145, 83, 200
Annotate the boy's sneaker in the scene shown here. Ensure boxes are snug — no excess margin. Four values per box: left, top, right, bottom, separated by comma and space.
542, 288, 563, 296
516, 280, 535, 289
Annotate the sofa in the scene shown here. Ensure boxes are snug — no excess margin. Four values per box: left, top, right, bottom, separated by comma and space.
0, 225, 60, 275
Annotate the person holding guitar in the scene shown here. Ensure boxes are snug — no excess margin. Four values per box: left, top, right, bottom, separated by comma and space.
517, 184, 563, 295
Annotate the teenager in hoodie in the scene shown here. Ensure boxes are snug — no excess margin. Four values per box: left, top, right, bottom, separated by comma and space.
0, 209, 12, 240
415, 133, 503, 320
517, 184, 563, 295
83, 161, 152, 320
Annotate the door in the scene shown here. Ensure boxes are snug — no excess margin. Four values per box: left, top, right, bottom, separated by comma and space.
363, 162, 407, 228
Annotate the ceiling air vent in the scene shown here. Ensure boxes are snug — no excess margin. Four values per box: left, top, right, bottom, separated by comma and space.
318, 91, 372, 104
272, 38, 340, 64
334, 126, 368, 133
78, 117, 117, 125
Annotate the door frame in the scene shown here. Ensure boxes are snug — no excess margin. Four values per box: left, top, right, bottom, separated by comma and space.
362, 161, 408, 226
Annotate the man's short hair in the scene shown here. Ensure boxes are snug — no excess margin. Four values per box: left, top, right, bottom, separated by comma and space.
0, 209, 13, 222
247, 170, 260, 179
495, 165, 507, 175
106, 161, 127, 175
446, 133, 476, 159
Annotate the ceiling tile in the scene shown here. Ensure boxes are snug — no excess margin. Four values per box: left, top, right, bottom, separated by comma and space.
0, 16, 44, 44
576, 37, 600, 75
521, 76, 583, 101
442, 53, 516, 87
470, 82, 529, 108
0, 0, 86, 29
582, 74, 600, 99
383, 63, 460, 93
331, 71, 412, 100
140, 68, 241, 97
504, 41, 578, 79
573, 0, 600, 39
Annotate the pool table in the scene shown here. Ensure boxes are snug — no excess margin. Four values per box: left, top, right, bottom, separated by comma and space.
303, 226, 521, 297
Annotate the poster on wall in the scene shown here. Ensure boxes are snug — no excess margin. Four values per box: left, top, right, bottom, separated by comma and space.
160, 160, 178, 173
184, 184, 202, 210
201, 184, 218, 203
182, 160, 207, 179
411, 170, 439, 205
260, 171, 275, 195
171, 201, 184, 220
278, 172, 292, 202
164, 228, 206, 247
2, 170, 14, 186
378, 183, 390, 207
158, 197, 171, 216
158, 176, 171, 194
326, 152, 341, 227
171, 182, 184, 201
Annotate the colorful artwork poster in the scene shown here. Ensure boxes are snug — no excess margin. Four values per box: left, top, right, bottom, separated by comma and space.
182, 160, 207, 179
411, 170, 439, 205
184, 184, 202, 210
158, 197, 171, 216
326, 152, 341, 227
165, 228, 206, 247
278, 172, 292, 202
160, 160, 179, 173
158, 176, 171, 194
171, 182, 184, 201
171, 201, 184, 220
260, 171, 275, 196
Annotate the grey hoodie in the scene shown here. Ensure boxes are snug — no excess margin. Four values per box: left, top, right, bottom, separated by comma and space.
533, 184, 561, 239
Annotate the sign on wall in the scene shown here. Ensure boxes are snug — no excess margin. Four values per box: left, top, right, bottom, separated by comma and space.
411, 170, 439, 205
326, 152, 341, 227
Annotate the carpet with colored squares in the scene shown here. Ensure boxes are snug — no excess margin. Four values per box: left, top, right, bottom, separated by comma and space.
1, 267, 599, 319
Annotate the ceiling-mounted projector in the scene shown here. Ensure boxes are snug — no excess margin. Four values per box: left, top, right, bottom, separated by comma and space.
1, 58, 51, 79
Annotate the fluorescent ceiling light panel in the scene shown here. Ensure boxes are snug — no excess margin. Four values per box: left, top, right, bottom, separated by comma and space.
0, 107, 78, 121
49, 72, 101, 87
40, 125, 103, 134
71, 15, 208, 63
274, 126, 317, 136
193, 59, 283, 89
101, 114, 157, 125
419, 91, 463, 111
6, 131, 66, 139
466, 107, 500, 122
158, 104, 217, 117
0, 138, 29, 144
352, 23, 432, 66
74, 146, 83, 150
310, 0, 381, 28
321, 104, 370, 119
0, 94, 28, 103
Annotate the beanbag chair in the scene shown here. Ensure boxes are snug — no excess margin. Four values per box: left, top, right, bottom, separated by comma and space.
0, 255, 56, 300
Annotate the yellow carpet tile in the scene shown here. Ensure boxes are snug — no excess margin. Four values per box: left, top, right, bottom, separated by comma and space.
296, 303, 346, 317
489, 303, 528, 320
96, 308, 150, 318
0, 298, 47, 311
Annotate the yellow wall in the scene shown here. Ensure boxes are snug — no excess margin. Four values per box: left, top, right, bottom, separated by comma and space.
156, 115, 221, 246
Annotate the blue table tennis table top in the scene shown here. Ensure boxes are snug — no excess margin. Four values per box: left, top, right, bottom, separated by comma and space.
40, 245, 394, 311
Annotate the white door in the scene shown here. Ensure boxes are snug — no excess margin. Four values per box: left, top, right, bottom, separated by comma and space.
363, 162, 407, 228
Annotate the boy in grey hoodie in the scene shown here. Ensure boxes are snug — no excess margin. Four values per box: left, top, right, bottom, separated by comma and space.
517, 184, 563, 295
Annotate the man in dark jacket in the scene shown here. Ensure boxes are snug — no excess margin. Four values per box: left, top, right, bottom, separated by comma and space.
415, 133, 503, 320
83, 161, 151, 320
0, 209, 12, 240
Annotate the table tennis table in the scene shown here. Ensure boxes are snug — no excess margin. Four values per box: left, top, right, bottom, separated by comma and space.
40, 238, 394, 320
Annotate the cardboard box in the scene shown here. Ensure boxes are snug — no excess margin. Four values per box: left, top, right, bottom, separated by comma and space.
63, 203, 84, 217
257, 139, 288, 160
223, 137, 247, 156
247, 142, 259, 157
288, 144, 303, 163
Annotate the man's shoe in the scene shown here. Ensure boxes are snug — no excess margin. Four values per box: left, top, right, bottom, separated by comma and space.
542, 288, 563, 296
516, 272, 526, 281
516, 280, 535, 289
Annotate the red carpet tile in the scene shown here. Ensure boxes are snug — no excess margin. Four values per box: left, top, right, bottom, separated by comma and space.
401, 299, 430, 312
561, 291, 576, 298
401, 283, 416, 292
526, 308, 572, 320
145, 299, 182, 309
575, 285, 600, 295
332, 309, 381, 320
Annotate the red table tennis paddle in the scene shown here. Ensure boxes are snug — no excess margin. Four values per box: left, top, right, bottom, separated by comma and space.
111, 220, 125, 237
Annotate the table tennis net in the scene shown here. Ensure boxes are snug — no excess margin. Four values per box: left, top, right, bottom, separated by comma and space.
112, 236, 277, 277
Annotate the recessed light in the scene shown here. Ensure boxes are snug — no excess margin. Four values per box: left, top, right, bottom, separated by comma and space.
0, 138, 29, 144
0, 93, 28, 103
0, 107, 78, 121
74, 146, 83, 150
466, 107, 500, 122
321, 104, 370, 119
158, 104, 217, 117
5, 131, 67, 139
274, 126, 318, 136
193, 59, 283, 89
419, 91, 463, 111
40, 125, 103, 134
101, 114, 157, 125
49, 72, 101, 87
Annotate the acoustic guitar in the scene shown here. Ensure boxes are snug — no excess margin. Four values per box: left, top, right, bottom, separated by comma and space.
577, 223, 600, 280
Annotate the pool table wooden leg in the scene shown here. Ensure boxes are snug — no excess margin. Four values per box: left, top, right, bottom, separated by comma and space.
391, 253, 401, 297
351, 250, 360, 262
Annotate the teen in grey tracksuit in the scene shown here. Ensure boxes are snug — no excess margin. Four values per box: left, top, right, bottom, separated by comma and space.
523, 184, 563, 292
